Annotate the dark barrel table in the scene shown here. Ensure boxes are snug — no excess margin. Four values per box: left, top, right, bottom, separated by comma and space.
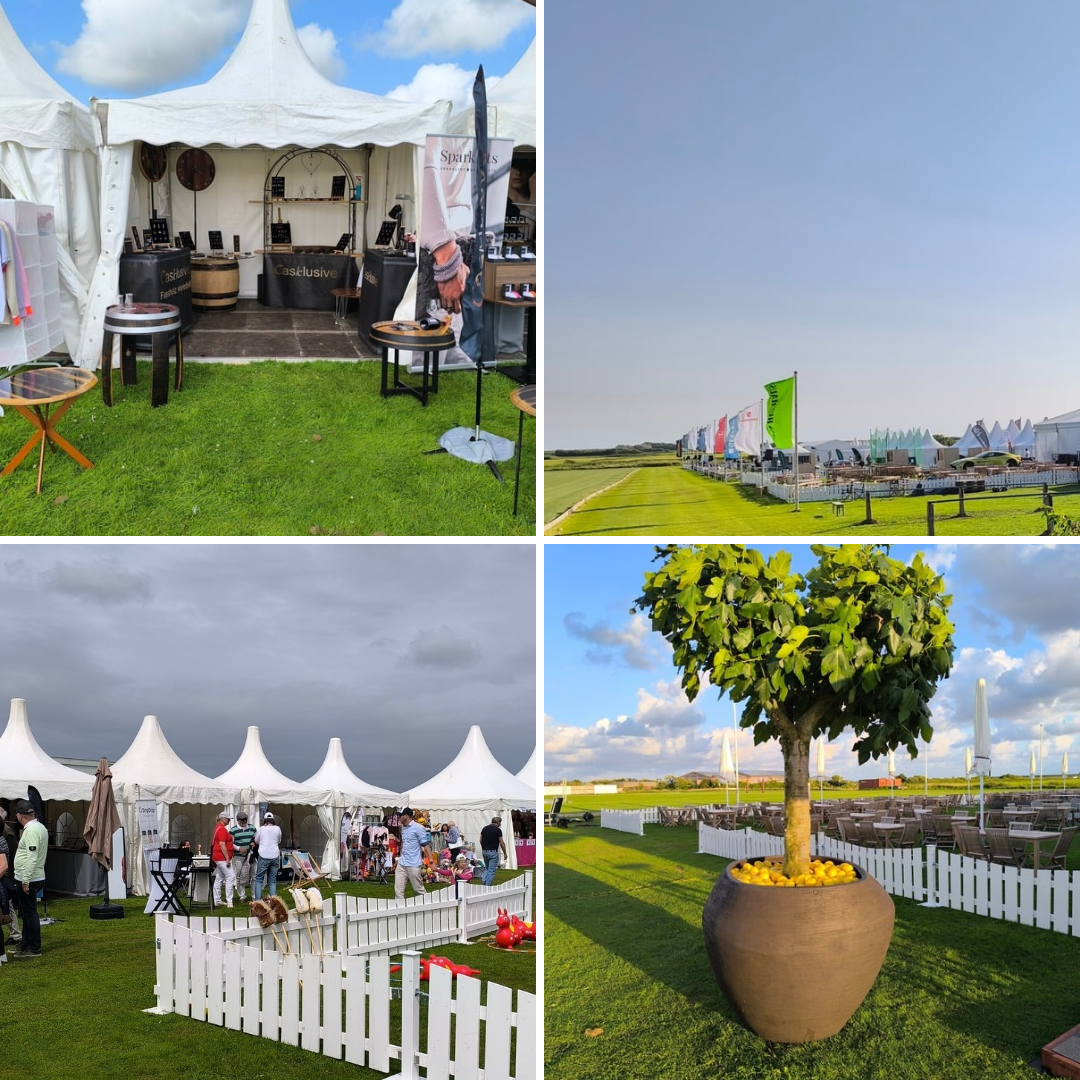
369, 320, 456, 407
100, 302, 184, 408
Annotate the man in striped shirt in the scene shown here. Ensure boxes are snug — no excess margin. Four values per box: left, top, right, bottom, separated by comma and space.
229, 812, 257, 902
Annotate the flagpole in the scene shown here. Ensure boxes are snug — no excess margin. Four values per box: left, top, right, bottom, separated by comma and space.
793, 370, 800, 513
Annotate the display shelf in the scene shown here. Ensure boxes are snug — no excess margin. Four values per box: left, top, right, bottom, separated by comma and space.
250, 199, 367, 205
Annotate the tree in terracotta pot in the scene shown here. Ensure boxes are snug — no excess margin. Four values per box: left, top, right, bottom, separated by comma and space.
633, 543, 956, 1042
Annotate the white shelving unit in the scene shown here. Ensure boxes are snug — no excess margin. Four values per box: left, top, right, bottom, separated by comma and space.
0, 199, 64, 368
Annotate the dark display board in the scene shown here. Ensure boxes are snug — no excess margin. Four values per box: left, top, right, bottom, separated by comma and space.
208, 230, 223, 252
260, 252, 358, 310
331, 175, 347, 199
118, 249, 193, 346
149, 217, 171, 245
358, 248, 417, 353
270, 221, 292, 246
270, 176, 285, 198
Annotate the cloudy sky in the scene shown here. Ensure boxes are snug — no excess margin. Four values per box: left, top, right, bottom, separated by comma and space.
0, 543, 536, 792
4, 0, 535, 108
547, 1, 1080, 449
546, 543, 1080, 786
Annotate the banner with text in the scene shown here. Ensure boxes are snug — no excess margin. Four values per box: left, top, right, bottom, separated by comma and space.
764, 376, 795, 449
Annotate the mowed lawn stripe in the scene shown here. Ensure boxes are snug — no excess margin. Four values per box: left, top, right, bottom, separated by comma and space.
548, 465, 1080, 536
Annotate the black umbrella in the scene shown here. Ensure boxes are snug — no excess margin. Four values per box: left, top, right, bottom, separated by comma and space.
84, 758, 124, 920
431, 66, 515, 481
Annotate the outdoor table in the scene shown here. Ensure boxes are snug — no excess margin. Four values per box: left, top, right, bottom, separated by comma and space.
850, 812, 878, 820
510, 383, 535, 516
0, 366, 97, 494
370, 319, 455, 407
1012, 830, 1060, 868
100, 301, 183, 408
872, 822, 906, 849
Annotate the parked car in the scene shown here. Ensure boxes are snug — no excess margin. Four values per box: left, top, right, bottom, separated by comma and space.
949, 449, 1022, 470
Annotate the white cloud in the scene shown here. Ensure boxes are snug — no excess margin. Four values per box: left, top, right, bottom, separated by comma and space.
562, 611, 658, 671
362, 0, 533, 58
387, 63, 498, 109
296, 23, 346, 83
55, 0, 248, 91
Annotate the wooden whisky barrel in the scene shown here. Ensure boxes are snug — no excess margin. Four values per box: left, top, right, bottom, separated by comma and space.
190, 257, 240, 311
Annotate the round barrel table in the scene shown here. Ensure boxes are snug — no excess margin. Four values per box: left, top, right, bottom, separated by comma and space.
190, 257, 240, 311
100, 302, 183, 408
369, 320, 456, 407
510, 384, 536, 516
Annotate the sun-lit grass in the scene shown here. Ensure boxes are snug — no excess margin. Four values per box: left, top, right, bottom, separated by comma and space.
545, 823, 1080, 1080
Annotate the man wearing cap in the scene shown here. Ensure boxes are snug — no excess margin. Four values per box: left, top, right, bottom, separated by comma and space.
12, 800, 47, 958
253, 812, 283, 900
479, 816, 507, 887
394, 808, 432, 900
230, 812, 257, 902
211, 811, 235, 909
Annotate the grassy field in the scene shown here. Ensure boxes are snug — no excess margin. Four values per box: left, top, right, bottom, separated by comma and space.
545, 464, 1080, 536
545, 823, 1080, 1080
543, 465, 638, 524
8, 872, 535, 1080
0, 360, 535, 536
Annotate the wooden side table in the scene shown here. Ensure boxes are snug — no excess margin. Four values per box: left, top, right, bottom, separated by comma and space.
331, 285, 362, 326
100, 302, 183, 408
0, 366, 98, 493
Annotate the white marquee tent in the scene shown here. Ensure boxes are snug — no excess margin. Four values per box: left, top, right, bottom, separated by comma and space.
515, 747, 537, 792
76, 0, 452, 366
1015, 418, 1036, 458
303, 737, 401, 878
1035, 409, 1080, 463
111, 714, 240, 895
0, 698, 94, 803
0, 2, 100, 358
405, 725, 536, 870
914, 429, 946, 469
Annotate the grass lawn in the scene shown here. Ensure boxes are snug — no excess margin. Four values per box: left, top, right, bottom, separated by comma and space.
0, 360, 535, 535
8, 873, 535, 1080
545, 464, 1080, 536
545, 823, 1080, 1080
543, 465, 638, 524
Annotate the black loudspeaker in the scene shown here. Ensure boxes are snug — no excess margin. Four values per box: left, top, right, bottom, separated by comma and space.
358, 249, 416, 353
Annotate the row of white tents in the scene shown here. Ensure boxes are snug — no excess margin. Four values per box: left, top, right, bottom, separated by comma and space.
0, 699, 536, 895
0, 0, 536, 366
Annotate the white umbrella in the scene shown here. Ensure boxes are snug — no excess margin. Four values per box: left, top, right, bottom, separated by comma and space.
1063, 750, 1069, 792
817, 737, 826, 805
720, 730, 734, 807
733, 723, 740, 807
887, 748, 896, 786
1030, 748, 1036, 791
973, 679, 992, 829
965, 746, 972, 802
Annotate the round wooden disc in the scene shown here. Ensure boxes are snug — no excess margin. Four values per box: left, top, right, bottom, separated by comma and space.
138, 142, 169, 183
176, 148, 216, 192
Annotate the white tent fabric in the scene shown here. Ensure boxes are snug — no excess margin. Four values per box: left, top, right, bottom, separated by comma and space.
1003, 419, 1022, 450
1014, 418, 1036, 458
0, 2, 100, 358
405, 725, 536, 870
0, 698, 94, 802
956, 423, 983, 456
988, 421, 1007, 451
914, 429, 945, 468
111, 714, 240, 895
303, 737, 401, 878
447, 38, 536, 146
515, 747, 537, 791
216, 724, 335, 874
78, 0, 452, 366
1035, 409, 1080, 463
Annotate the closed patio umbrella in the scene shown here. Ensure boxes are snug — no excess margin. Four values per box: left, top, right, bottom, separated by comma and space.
720, 730, 735, 806
1030, 748, 1036, 792
1064, 751, 1069, 792
965, 747, 972, 802
817, 737, 826, 805
973, 679, 991, 830
84, 757, 123, 920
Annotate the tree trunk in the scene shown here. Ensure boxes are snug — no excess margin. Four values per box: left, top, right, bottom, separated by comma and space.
782, 733, 812, 878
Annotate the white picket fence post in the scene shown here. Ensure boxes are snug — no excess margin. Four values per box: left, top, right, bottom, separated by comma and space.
600, 809, 645, 835
399, 950, 422, 1080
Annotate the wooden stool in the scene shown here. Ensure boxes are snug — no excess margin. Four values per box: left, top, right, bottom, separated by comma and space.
331, 285, 362, 326
831, 501, 845, 516
101, 302, 183, 408
369, 320, 456, 407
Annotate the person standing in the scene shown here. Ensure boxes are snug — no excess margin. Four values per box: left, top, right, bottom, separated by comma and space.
394, 808, 432, 900
229, 812, 257, 902
0, 814, 10, 964
211, 811, 235, 909
480, 816, 507, 887
253, 812, 282, 900
445, 821, 462, 861
12, 800, 47, 958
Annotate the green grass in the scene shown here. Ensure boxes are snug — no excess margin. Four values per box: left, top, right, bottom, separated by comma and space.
0, 360, 535, 535
543, 465, 638, 524
545, 823, 1080, 1080
545, 465, 1080, 536
10, 872, 535, 1080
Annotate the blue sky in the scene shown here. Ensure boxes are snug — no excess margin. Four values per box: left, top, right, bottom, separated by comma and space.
545, 543, 1080, 786
547, 1, 1080, 449
4, 0, 535, 107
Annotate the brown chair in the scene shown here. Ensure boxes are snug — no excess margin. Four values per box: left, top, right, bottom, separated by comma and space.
933, 815, 957, 850
894, 820, 921, 848
955, 824, 988, 861
984, 827, 1023, 867
920, 816, 939, 844
1031, 826, 1076, 871
835, 816, 859, 844
762, 815, 785, 837
984, 810, 1005, 829
854, 820, 882, 847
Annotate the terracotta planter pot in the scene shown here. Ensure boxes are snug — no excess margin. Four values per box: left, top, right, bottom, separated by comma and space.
702, 859, 894, 1043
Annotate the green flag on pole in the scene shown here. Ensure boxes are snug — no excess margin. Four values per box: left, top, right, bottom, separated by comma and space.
764, 376, 795, 448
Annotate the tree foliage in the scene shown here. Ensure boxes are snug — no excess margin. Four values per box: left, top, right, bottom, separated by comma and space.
633, 544, 956, 875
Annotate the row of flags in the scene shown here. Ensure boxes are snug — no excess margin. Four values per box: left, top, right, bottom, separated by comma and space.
679, 375, 797, 458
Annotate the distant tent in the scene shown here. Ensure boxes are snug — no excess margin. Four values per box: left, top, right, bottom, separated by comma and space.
988, 421, 1007, 451
1014, 419, 1036, 459
956, 424, 983, 456
914, 429, 945, 468
1034, 409, 1080, 463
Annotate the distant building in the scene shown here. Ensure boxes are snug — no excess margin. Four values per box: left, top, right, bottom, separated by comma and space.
858, 778, 903, 789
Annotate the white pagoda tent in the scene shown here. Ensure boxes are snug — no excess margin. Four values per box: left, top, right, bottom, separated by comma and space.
405, 725, 536, 870
515, 747, 537, 791
0, 698, 94, 802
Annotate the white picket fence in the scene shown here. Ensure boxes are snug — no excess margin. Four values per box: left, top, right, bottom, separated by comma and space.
697, 825, 1080, 936
599, 809, 645, 835
151, 873, 535, 1079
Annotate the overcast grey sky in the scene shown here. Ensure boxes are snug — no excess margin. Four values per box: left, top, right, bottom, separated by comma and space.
0, 542, 536, 792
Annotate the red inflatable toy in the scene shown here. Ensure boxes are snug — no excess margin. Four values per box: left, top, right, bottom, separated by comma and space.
494, 926, 516, 949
